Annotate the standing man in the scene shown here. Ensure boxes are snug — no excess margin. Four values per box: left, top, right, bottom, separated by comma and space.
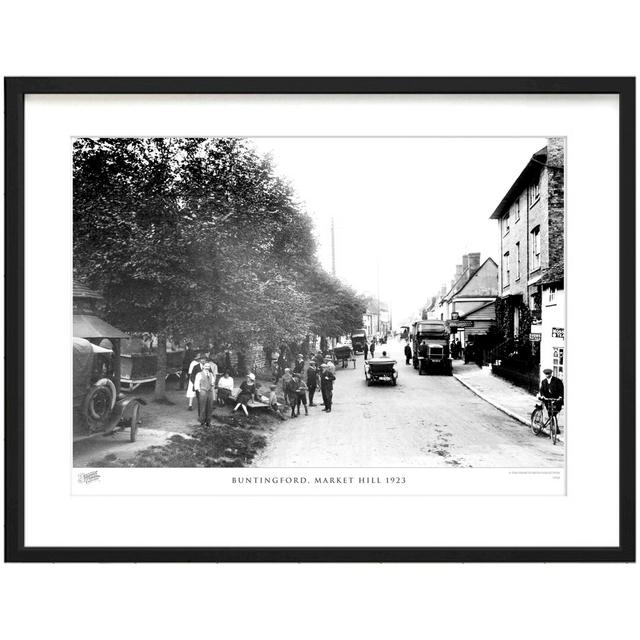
363, 341, 369, 360
306, 361, 319, 406
369, 340, 376, 358
539, 367, 564, 433
320, 363, 336, 413
404, 342, 412, 365
194, 363, 216, 427
293, 372, 309, 416
324, 355, 336, 375
293, 353, 305, 374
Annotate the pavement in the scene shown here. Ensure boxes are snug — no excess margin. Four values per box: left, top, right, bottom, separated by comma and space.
254, 340, 564, 468
451, 360, 565, 436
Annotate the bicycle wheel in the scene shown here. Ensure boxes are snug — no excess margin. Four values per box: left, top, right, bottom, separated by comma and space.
530, 408, 544, 436
550, 415, 558, 445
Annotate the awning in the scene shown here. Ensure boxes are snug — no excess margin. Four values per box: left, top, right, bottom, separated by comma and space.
73, 314, 129, 340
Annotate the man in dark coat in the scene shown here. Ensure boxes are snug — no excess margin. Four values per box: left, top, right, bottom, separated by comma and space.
539, 368, 564, 429
306, 362, 319, 406
404, 343, 412, 365
293, 353, 305, 374
363, 342, 369, 360
320, 364, 336, 413
369, 341, 376, 358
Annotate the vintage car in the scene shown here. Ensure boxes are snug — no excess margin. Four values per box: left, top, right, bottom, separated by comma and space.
364, 357, 398, 386
73, 337, 145, 441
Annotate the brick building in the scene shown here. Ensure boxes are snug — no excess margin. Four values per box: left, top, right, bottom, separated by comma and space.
489, 138, 565, 391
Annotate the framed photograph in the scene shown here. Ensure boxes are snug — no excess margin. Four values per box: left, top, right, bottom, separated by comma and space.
5, 77, 635, 562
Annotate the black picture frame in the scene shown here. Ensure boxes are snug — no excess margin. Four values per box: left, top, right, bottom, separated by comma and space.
4, 77, 635, 563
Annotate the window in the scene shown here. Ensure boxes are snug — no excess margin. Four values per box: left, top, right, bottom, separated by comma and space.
515, 242, 521, 280
514, 197, 520, 222
548, 287, 556, 303
503, 251, 510, 287
513, 307, 520, 337
531, 226, 541, 270
530, 179, 540, 205
553, 346, 564, 379
503, 214, 510, 235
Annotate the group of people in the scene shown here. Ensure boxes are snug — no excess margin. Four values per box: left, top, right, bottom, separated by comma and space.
183, 347, 340, 426
272, 353, 337, 419
362, 340, 382, 360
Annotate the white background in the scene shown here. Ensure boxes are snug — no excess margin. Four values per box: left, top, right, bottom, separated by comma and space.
1, 1, 638, 639
26, 94, 607, 546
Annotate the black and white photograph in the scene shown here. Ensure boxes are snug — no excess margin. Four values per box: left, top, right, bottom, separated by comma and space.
72, 135, 566, 472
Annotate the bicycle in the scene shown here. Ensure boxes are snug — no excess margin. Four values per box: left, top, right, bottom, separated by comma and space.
531, 397, 561, 445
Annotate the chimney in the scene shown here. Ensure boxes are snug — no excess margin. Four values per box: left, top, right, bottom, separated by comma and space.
546, 137, 565, 168
462, 254, 469, 273
467, 252, 481, 275
455, 264, 463, 280
440, 284, 447, 297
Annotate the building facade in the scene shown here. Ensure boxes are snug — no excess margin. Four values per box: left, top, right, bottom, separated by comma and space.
489, 138, 565, 390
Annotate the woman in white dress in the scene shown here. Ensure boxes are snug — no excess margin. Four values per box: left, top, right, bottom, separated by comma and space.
186, 354, 205, 411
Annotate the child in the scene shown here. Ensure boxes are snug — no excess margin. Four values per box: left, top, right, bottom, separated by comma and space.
268, 384, 285, 421
294, 372, 308, 417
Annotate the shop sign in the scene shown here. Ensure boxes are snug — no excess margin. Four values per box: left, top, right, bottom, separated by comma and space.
447, 319, 474, 328
528, 333, 541, 342
552, 327, 565, 339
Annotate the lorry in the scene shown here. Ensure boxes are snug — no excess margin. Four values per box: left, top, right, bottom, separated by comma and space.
411, 320, 452, 375
350, 329, 368, 354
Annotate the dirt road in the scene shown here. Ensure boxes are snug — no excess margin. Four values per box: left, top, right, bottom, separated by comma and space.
254, 341, 565, 468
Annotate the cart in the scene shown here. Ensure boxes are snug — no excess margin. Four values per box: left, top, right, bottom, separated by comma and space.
333, 344, 355, 368
364, 357, 398, 386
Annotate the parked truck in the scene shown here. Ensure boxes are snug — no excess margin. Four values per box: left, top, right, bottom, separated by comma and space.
350, 329, 368, 354
411, 320, 452, 375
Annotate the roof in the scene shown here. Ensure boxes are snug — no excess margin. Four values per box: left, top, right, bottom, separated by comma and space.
73, 280, 103, 300
489, 146, 547, 219
73, 314, 129, 340
459, 300, 496, 321
442, 257, 497, 302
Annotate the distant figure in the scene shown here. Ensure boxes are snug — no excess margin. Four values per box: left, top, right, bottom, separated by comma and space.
320, 364, 336, 413
216, 371, 234, 406
363, 342, 369, 360
404, 343, 412, 365
234, 373, 258, 417
194, 363, 215, 427
369, 341, 376, 358
324, 355, 336, 374
293, 372, 309, 417
306, 362, 319, 406
282, 369, 297, 416
539, 368, 565, 434
268, 384, 285, 421
455, 339, 462, 359
186, 354, 206, 412
293, 353, 305, 374
180, 342, 194, 390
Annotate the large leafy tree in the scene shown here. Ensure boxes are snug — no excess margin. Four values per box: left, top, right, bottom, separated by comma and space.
74, 137, 365, 400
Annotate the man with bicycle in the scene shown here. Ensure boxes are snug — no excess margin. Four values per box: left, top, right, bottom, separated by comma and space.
538, 367, 564, 433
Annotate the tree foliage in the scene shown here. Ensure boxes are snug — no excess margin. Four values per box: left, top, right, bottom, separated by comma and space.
73, 137, 366, 397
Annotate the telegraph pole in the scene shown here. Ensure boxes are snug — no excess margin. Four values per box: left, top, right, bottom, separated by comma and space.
331, 217, 336, 276
376, 259, 381, 334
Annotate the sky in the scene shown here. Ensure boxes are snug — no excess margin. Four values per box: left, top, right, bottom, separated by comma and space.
250, 137, 547, 325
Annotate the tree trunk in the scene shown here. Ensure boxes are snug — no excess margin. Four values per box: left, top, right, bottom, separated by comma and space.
154, 331, 169, 402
